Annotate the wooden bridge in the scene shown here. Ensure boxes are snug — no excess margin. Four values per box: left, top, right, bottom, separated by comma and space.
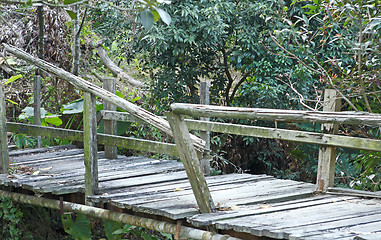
1, 44, 381, 240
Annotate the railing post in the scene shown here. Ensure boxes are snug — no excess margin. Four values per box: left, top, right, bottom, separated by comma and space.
0, 84, 9, 174
316, 89, 341, 192
167, 112, 215, 214
83, 92, 98, 204
33, 75, 42, 148
200, 81, 211, 175
103, 78, 117, 159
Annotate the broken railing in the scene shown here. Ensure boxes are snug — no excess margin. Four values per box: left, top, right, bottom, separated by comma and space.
0, 44, 211, 210
168, 97, 381, 194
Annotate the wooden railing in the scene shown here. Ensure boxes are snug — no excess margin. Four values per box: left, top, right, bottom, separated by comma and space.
1, 43, 381, 215
168, 100, 381, 196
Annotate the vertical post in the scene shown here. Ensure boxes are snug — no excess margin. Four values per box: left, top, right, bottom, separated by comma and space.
34, 5, 44, 148
200, 81, 211, 175
0, 85, 9, 174
316, 89, 341, 192
83, 92, 98, 204
103, 78, 117, 159
33, 75, 42, 148
167, 112, 215, 213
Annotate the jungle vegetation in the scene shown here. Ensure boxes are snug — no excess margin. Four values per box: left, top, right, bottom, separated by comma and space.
0, 0, 380, 239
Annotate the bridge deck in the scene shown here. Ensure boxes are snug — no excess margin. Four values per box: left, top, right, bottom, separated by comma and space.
1, 146, 380, 240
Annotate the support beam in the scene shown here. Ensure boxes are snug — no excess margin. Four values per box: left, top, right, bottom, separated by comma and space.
83, 92, 98, 204
103, 78, 117, 159
316, 89, 341, 192
0, 85, 9, 173
0, 190, 239, 240
167, 112, 215, 214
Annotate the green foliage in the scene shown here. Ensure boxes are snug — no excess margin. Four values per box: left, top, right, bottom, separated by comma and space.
0, 197, 23, 240
351, 151, 381, 192
62, 213, 91, 240
104, 219, 122, 240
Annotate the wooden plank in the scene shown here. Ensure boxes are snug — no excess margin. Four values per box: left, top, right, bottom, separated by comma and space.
287, 212, 381, 240
184, 120, 381, 152
220, 198, 381, 239
90, 174, 270, 202
3, 44, 205, 151
171, 103, 381, 127
328, 187, 381, 199
108, 175, 274, 207
8, 144, 77, 157
356, 232, 381, 240
0, 84, 9, 174
167, 112, 215, 214
188, 195, 354, 227
112, 179, 314, 220
316, 89, 340, 192
103, 78, 117, 159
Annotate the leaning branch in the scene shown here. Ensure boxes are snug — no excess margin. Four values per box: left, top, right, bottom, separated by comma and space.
3, 44, 205, 151
95, 45, 146, 88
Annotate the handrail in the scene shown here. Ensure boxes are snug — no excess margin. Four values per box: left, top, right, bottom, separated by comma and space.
101, 110, 381, 152
171, 103, 381, 127
168, 102, 381, 195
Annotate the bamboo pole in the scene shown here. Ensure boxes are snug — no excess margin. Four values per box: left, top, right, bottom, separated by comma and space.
2, 44, 205, 151
171, 103, 381, 127
0, 190, 240, 240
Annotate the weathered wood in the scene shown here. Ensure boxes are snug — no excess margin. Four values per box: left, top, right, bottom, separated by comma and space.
0, 190, 239, 240
2, 44, 205, 151
103, 78, 117, 159
184, 120, 381, 152
98, 133, 179, 157
83, 92, 98, 204
327, 187, 381, 199
0, 84, 9, 174
33, 75, 42, 148
6, 123, 179, 156
199, 81, 211, 176
171, 103, 381, 127
316, 89, 340, 192
167, 112, 215, 214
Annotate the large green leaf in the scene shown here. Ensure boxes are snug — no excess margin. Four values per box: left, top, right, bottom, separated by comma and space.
155, 8, 171, 25
140, 10, 154, 30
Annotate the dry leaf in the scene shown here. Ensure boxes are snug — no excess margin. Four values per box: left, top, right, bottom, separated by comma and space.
174, 188, 185, 192
40, 166, 53, 171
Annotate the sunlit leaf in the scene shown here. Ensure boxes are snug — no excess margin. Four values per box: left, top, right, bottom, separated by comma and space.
155, 8, 171, 25
4, 74, 22, 85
